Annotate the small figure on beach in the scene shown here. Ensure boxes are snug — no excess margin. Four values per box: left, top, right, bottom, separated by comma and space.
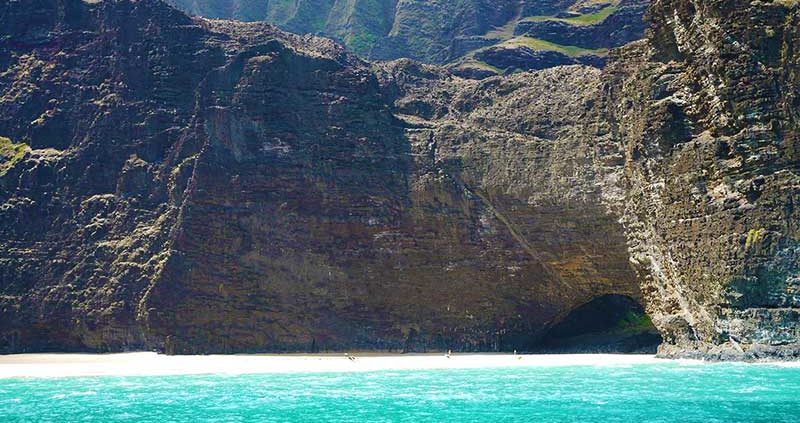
446, 350, 452, 358
345, 353, 357, 361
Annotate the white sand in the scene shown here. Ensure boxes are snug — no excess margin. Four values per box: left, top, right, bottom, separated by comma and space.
0, 353, 671, 379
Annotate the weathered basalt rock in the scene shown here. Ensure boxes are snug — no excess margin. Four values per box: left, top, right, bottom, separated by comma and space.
598, 0, 800, 359
0, 0, 798, 360
0, 0, 644, 354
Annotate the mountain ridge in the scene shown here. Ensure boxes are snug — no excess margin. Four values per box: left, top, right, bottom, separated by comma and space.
164, 0, 650, 77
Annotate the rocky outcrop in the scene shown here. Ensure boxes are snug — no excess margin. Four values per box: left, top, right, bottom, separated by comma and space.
144, 59, 649, 354
469, 46, 606, 75
598, 0, 800, 359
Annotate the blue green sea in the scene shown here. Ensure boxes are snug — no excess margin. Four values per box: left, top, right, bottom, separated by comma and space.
2, 360, 799, 422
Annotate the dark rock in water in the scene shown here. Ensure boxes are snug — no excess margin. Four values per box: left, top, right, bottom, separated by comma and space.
0, 0, 798, 361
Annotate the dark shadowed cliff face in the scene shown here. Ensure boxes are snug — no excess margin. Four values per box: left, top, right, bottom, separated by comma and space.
600, 0, 800, 359
0, 0, 645, 354
0, 0, 230, 351
143, 58, 646, 353
0, 0, 798, 359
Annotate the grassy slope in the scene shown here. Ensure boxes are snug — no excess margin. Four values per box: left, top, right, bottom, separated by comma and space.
499, 36, 608, 57
452, 1, 623, 75
0, 136, 29, 177
522, 5, 620, 26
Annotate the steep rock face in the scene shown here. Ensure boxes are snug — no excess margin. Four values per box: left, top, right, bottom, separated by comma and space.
599, 0, 800, 359
0, 0, 230, 351
2, 0, 798, 360
0, 0, 644, 354
141, 53, 644, 354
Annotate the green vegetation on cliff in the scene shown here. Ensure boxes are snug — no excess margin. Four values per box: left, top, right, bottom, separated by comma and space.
617, 312, 655, 334
745, 228, 767, 249
0, 137, 28, 177
500, 36, 608, 57
454, 60, 503, 74
522, 5, 619, 26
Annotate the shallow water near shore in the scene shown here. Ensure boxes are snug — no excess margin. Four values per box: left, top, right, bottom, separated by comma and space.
1, 356, 799, 422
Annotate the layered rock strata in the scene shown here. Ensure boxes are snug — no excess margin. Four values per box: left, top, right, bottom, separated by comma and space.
600, 0, 800, 359
0, 0, 642, 354
0, 0, 798, 360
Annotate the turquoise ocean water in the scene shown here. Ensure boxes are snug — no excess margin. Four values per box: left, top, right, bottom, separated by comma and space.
2, 360, 799, 422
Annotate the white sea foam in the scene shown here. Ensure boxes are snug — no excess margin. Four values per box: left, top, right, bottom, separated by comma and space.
50, 390, 96, 399
732, 385, 770, 393
0, 353, 672, 379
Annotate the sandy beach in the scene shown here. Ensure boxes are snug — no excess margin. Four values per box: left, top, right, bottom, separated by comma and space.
0, 353, 676, 379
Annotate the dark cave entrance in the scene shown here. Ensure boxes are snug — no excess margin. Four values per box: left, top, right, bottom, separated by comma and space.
535, 294, 662, 354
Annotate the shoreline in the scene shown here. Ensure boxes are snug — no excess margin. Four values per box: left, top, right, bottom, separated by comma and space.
0, 352, 678, 379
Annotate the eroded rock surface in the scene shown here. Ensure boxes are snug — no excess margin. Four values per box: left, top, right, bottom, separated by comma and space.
0, 0, 642, 354
0, 0, 798, 360
598, 0, 800, 359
